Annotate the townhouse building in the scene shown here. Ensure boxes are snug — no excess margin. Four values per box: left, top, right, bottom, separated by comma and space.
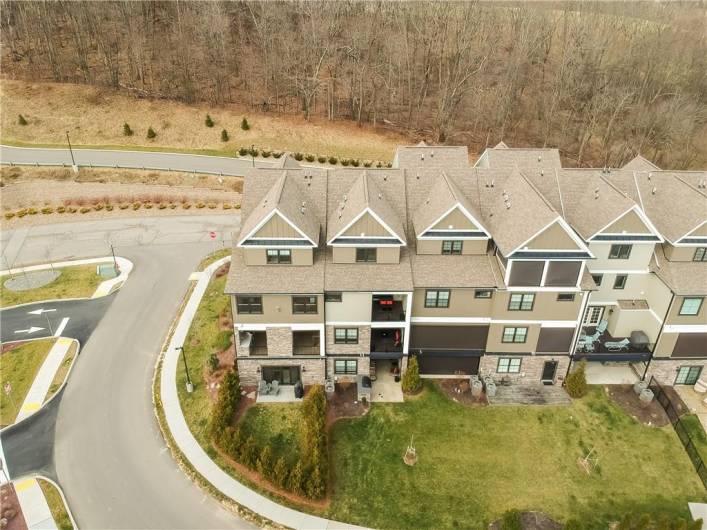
226, 143, 706, 392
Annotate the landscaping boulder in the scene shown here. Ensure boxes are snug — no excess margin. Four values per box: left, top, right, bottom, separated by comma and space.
633, 380, 649, 395
638, 388, 655, 405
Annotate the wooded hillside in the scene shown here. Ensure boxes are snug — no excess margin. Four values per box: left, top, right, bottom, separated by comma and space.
1, 1, 705, 168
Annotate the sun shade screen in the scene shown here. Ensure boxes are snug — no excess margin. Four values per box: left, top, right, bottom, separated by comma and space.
536, 328, 574, 352
673, 333, 707, 357
410, 325, 489, 350
544, 261, 582, 287
508, 261, 544, 287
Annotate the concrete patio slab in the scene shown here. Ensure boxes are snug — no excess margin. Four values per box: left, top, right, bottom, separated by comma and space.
585, 362, 639, 385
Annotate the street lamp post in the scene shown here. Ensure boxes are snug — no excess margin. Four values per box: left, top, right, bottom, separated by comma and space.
251, 144, 255, 167
109, 243, 118, 275
176, 346, 194, 393
66, 131, 76, 167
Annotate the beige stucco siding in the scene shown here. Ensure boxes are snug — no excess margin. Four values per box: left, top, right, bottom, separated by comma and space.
653, 332, 679, 357
665, 296, 707, 326
663, 244, 700, 262
607, 308, 662, 343
342, 212, 390, 237
431, 208, 477, 230
601, 209, 651, 235
253, 214, 300, 238
492, 291, 584, 321
325, 292, 372, 322
233, 294, 324, 324
377, 246, 400, 263
243, 248, 313, 265
587, 273, 671, 318
333, 246, 355, 263
412, 288, 493, 317
588, 242, 656, 271
486, 323, 541, 353
415, 238, 488, 255
525, 221, 581, 251
332, 245, 399, 264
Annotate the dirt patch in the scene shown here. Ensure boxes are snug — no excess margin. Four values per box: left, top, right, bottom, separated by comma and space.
605, 385, 670, 427
0, 483, 28, 530
490, 511, 562, 530
1, 342, 25, 354
326, 382, 369, 428
437, 379, 488, 407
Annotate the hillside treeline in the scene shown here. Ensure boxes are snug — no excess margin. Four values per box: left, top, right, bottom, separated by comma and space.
1, 1, 705, 168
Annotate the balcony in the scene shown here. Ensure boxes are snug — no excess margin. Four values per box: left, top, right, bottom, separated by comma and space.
370, 328, 403, 354
239, 330, 268, 356
575, 324, 653, 359
293, 331, 320, 356
372, 295, 407, 322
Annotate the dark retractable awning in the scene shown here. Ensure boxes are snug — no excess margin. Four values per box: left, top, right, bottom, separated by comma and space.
370, 351, 404, 360
574, 352, 651, 362
414, 350, 485, 357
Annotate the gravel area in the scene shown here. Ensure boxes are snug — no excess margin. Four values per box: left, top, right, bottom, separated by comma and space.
4, 270, 61, 291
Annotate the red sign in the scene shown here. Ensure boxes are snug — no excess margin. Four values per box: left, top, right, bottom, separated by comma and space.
209, 231, 217, 240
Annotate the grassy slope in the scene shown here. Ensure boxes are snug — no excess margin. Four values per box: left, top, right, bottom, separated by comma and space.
37, 479, 73, 530
0, 265, 102, 307
239, 404, 304, 466
1, 79, 405, 162
681, 414, 707, 462
328, 383, 707, 529
0, 339, 56, 425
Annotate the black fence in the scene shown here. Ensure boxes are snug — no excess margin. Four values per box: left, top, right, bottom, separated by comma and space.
648, 376, 707, 489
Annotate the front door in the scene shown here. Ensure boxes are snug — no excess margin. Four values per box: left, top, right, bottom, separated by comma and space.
541, 361, 558, 384
262, 366, 301, 385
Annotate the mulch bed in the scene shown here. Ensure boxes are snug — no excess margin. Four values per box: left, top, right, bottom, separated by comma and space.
490, 511, 562, 530
1, 483, 28, 530
605, 385, 670, 427
438, 379, 488, 407
326, 382, 369, 428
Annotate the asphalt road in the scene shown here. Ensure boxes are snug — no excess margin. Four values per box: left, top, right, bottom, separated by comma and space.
0, 144, 275, 176
1, 215, 252, 529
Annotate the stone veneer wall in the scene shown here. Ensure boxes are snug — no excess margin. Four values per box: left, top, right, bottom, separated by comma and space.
645, 358, 707, 386
327, 356, 370, 383
479, 354, 569, 385
266, 327, 293, 356
237, 357, 325, 386
326, 325, 371, 355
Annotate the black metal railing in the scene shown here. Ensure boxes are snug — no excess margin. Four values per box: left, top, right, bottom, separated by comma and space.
648, 376, 707, 489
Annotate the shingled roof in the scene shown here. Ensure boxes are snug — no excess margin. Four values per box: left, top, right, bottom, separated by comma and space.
475, 143, 562, 171
622, 154, 660, 172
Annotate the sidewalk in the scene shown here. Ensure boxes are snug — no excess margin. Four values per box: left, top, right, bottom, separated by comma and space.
160, 256, 369, 530
14, 477, 57, 530
15, 337, 75, 423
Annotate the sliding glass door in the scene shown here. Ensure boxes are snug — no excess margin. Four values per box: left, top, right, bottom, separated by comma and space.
262, 366, 301, 385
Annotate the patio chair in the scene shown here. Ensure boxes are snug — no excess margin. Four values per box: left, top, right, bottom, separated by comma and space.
270, 380, 280, 395
604, 338, 630, 352
596, 320, 608, 335
258, 379, 270, 395
581, 334, 597, 352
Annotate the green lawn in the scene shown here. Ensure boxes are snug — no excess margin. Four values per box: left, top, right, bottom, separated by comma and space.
681, 414, 707, 462
1, 265, 103, 308
328, 383, 707, 529
37, 479, 73, 530
239, 404, 304, 466
0, 339, 56, 426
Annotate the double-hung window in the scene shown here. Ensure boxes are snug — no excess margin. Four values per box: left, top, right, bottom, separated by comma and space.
292, 296, 318, 314
236, 295, 263, 314
425, 289, 450, 308
613, 274, 627, 289
334, 360, 358, 375
609, 244, 632, 259
497, 358, 522, 373
694, 248, 707, 262
356, 248, 377, 262
680, 297, 703, 316
508, 293, 534, 311
441, 240, 463, 255
266, 249, 291, 264
557, 293, 575, 302
334, 328, 358, 344
502, 327, 528, 343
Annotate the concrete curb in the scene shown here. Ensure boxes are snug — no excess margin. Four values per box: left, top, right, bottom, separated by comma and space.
158, 256, 369, 530
35, 475, 79, 530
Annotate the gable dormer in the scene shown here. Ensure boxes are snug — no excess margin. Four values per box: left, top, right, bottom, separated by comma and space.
327, 172, 406, 264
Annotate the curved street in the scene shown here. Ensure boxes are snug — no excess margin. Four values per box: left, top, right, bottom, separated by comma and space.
1, 215, 254, 529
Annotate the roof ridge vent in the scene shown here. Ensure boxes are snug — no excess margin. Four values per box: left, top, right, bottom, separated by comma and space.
651, 186, 657, 194
378, 193, 382, 199
430, 151, 434, 158
421, 153, 425, 161
540, 169, 544, 176
594, 188, 599, 199
537, 155, 542, 162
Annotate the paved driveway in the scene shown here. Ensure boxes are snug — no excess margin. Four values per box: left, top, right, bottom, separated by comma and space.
0, 145, 275, 176
1, 215, 253, 529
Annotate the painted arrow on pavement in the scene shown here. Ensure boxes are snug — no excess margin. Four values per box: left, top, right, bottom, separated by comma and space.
14, 326, 45, 334
27, 308, 57, 315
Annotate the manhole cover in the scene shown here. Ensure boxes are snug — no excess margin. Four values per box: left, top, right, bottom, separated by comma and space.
4, 270, 61, 291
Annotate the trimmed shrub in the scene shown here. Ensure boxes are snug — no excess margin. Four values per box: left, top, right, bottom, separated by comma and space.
93, 204, 104, 211
565, 360, 588, 398
238, 147, 249, 157
305, 154, 315, 162
18, 114, 28, 126
401, 356, 422, 394
272, 151, 283, 159
248, 147, 259, 157
182, 202, 192, 209
67, 206, 77, 213
144, 202, 153, 209
305, 461, 325, 499
205, 114, 215, 128
256, 445, 274, 480
376, 161, 383, 168
317, 155, 326, 163
234, 204, 241, 209
207, 203, 217, 209
158, 203, 167, 210
4, 212, 16, 219
221, 129, 229, 142
210, 368, 240, 439
169, 203, 177, 209
224, 427, 245, 459
196, 202, 206, 209
351, 159, 360, 167
57, 206, 66, 213
386, 162, 392, 168
288, 461, 305, 495
147, 126, 157, 139
106, 204, 114, 211
261, 150, 271, 158
240, 436, 258, 468
240, 117, 250, 131
41, 206, 54, 214
363, 160, 372, 167
133, 202, 142, 210
341, 158, 350, 167
28, 207, 38, 215
293, 152, 304, 161
79, 207, 91, 214
123, 123, 133, 136
207, 353, 219, 374
119, 203, 129, 210
273, 457, 289, 488
328, 156, 338, 165
17, 209, 28, 218
222, 203, 232, 210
